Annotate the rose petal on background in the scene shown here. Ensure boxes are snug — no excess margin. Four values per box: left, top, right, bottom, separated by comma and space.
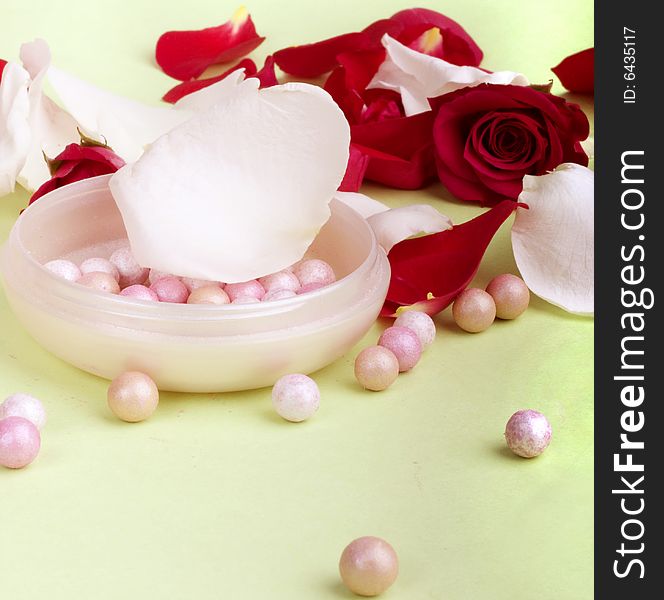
162, 58, 257, 103
338, 144, 369, 191
0, 59, 7, 81
110, 82, 350, 283
172, 69, 248, 111
17, 39, 79, 191
388, 7, 483, 66
552, 48, 594, 94
273, 32, 372, 77
0, 62, 31, 196
155, 6, 265, 81
368, 204, 452, 252
368, 35, 528, 116
47, 65, 195, 162
252, 55, 278, 87
511, 164, 594, 315
382, 200, 516, 316
334, 190, 388, 218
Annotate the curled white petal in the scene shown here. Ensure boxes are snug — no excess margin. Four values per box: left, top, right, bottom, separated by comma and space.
0, 62, 31, 196
368, 34, 529, 116
334, 191, 389, 218
367, 204, 453, 252
17, 39, 79, 191
110, 82, 350, 283
511, 164, 594, 315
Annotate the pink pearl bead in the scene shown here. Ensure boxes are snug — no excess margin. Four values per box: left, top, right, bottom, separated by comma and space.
258, 270, 301, 293
293, 259, 336, 288
225, 280, 266, 302
0, 416, 41, 469
452, 288, 496, 333
0, 393, 47, 430
181, 277, 224, 292
378, 326, 422, 372
354, 346, 400, 391
339, 536, 399, 597
263, 289, 297, 302
77, 272, 121, 294
393, 310, 436, 348
107, 371, 159, 422
43, 259, 81, 282
505, 409, 552, 458
232, 296, 260, 305
271, 374, 320, 422
187, 285, 231, 305
486, 274, 530, 320
148, 269, 179, 285
120, 284, 159, 302
109, 246, 149, 287
79, 257, 120, 282
150, 276, 189, 303
297, 282, 326, 295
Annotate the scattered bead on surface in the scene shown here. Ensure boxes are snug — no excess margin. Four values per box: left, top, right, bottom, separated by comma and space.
393, 310, 436, 348
107, 371, 160, 423
504, 409, 552, 458
339, 536, 399, 597
271, 374, 320, 422
452, 288, 496, 333
485, 274, 530, 320
378, 326, 422, 372
354, 346, 400, 391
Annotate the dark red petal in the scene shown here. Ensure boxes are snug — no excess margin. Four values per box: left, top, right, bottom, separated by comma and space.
552, 48, 594, 94
381, 200, 518, 316
338, 145, 369, 192
389, 8, 483, 66
162, 59, 257, 103
273, 31, 372, 77
155, 8, 265, 81
0, 59, 7, 82
253, 55, 278, 87
53, 143, 126, 169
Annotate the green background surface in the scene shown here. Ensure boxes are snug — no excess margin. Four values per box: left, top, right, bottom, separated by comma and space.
1, 1, 594, 599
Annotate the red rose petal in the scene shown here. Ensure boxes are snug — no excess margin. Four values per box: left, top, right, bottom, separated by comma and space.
155, 7, 265, 81
29, 143, 125, 205
253, 55, 279, 87
381, 200, 518, 316
273, 32, 372, 78
162, 58, 257, 103
338, 144, 370, 192
552, 48, 594, 94
0, 59, 7, 82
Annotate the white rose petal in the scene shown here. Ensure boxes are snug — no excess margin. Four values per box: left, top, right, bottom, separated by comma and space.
511, 164, 594, 315
110, 82, 350, 283
368, 34, 529, 116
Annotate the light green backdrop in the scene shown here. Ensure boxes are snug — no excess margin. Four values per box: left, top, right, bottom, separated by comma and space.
1, 1, 593, 599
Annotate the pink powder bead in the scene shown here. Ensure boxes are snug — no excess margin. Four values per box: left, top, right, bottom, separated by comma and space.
486, 274, 530, 320
79, 257, 120, 282
150, 277, 189, 303
339, 536, 399, 597
271, 374, 320, 422
77, 272, 120, 294
232, 296, 260, 305
107, 371, 159, 423
293, 259, 336, 288
258, 270, 301, 294
263, 289, 297, 302
187, 285, 231, 305
505, 409, 552, 458
148, 269, 179, 285
0, 416, 41, 469
225, 280, 265, 302
394, 310, 436, 348
181, 277, 224, 292
0, 393, 47, 430
43, 259, 81, 282
378, 326, 422, 372
354, 346, 400, 391
120, 285, 159, 302
297, 282, 326, 295
109, 246, 149, 287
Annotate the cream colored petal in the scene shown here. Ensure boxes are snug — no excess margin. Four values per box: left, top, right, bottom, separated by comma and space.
511, 164, 594, 315
334, 191, 389, 218
110, 83, 350, 283
368, 34, 528, 116
367, 204, 453, 252
0, 62, 31, 196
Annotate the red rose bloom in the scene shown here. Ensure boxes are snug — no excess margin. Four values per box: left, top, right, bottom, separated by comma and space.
432, 84, 589, 204
29, 143, 125, 205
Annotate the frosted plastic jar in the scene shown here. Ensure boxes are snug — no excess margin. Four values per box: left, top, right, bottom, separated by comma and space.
0, 175, 390, 392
